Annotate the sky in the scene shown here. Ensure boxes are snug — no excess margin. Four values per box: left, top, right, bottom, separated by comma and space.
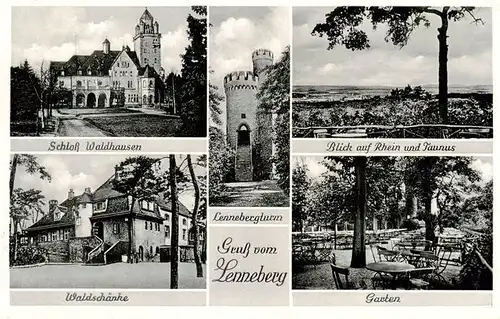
12, 154, 206, 219
293, 156, 493, 184
209, 6, 290, 130
11, 6, 193, 74
293, 7, 492, 86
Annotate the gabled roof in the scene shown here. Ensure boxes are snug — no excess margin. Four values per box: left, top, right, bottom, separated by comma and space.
140, 65, 158, 77
60, 192, 93, 208
155, 195, 192, 218
56, 50, 121, 76
26, 205, 73, 233
92, 175, 124, 202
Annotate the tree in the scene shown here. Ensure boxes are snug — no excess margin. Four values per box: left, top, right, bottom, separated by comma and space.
312, 6, 485, 124
256, 46, 290, 193
187, 155, 203, 278
10, 154, 52, 199
164, 72, 183, 113
209, 69, 223, 126
292, 160, 310, 232
112, 156, 169, 263
10, 188, 45, 260
169, 155, 179, 288
179, 6, 207, 137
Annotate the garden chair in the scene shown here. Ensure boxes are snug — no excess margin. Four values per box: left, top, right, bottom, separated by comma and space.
330, 264, 352, 290
406, 267, 435, 290
370, 245, 398, 262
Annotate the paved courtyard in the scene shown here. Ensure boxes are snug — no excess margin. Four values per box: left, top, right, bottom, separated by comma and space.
211, 180, 289, 207
10, 262, 206, 289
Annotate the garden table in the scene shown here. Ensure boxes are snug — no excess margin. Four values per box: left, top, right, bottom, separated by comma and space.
366, 261, 415, 289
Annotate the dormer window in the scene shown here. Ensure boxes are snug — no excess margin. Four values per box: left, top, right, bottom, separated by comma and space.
54, 211, 61, 221
94, 201, 106, 211
78, 70, 82, 75
87, 69, 92, 75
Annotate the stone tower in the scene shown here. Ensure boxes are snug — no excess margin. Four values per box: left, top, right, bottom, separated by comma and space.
224, 49, 274, 182
134, 8, 162, 73
252, 49, 274, 180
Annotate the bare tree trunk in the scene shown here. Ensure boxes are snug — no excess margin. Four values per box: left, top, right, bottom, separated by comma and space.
351, 157, 367, 268
13, 220, 19, 261
437, 10, 449, 124
170, 155, 179, 289
421, 157, 436, 246
187, 155, 203, 277
128, 198, 135, 263
10, 154, 19, 199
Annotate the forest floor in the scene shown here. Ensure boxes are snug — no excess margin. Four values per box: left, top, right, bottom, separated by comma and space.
211, 180, 289, 207
10, 262, 206, 289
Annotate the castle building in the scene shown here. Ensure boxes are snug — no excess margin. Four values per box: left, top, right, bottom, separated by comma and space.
50, 8, 166, 109
24, 167, 205, 264
224, 49, 274, 182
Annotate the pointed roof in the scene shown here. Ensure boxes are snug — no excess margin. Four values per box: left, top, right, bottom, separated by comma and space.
140, 8, 154, 22
140, 65, 157, 77
102, 38, 110, 44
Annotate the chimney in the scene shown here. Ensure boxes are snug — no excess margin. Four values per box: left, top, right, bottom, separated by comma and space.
68, 189, 74, 200
85, 187, 91, 194
115, 165, 122, 181
49, 200, 58, 212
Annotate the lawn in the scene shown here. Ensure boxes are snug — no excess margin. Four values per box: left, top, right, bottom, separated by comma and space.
84, 114, 183, 137
210, 180, 289, 207
58, 108, 141, 116
10, 262, 206, 289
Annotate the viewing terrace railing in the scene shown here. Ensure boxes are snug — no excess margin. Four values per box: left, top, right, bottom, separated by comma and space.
294, 124, 493, 138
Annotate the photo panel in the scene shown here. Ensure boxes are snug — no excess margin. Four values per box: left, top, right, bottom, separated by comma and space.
9, 153, 207, 305
209, 6, 291, 208
11, 6, 207, 139
291, 155, 492, 306
292, 7, 493, 139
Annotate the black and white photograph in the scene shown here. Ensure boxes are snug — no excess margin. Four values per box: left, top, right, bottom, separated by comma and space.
209, 7, 290, 207
11, 6, 207, 137
9, 154, 207, 289
292, 156, 492, 290
292, 7, 493, 138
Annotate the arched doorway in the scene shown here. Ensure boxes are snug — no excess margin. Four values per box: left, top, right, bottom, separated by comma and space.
92, 222, 104, 240
150, 246, 153, 256
76, 93, 85, 108
155, 246, 160, 255
148, 95, 153, 105
87, 93, 96, 108
237, 124, 251, 146
143, 95, 147, 104
98, 93, 107, 108
138, 246, 144, 261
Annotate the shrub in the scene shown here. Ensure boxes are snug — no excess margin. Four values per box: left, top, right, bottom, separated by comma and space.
10, 245, 46, 267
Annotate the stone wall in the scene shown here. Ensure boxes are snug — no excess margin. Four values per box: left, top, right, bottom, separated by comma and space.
68, 236, 101, 263
38, 240, 69, 263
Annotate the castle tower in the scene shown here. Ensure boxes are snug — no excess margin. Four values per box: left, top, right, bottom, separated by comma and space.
224, 71, 259, 182
252, 49, 274, 180
252, 49, 274, 81
102, 38, 110, 54
133, 8, 162, 73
